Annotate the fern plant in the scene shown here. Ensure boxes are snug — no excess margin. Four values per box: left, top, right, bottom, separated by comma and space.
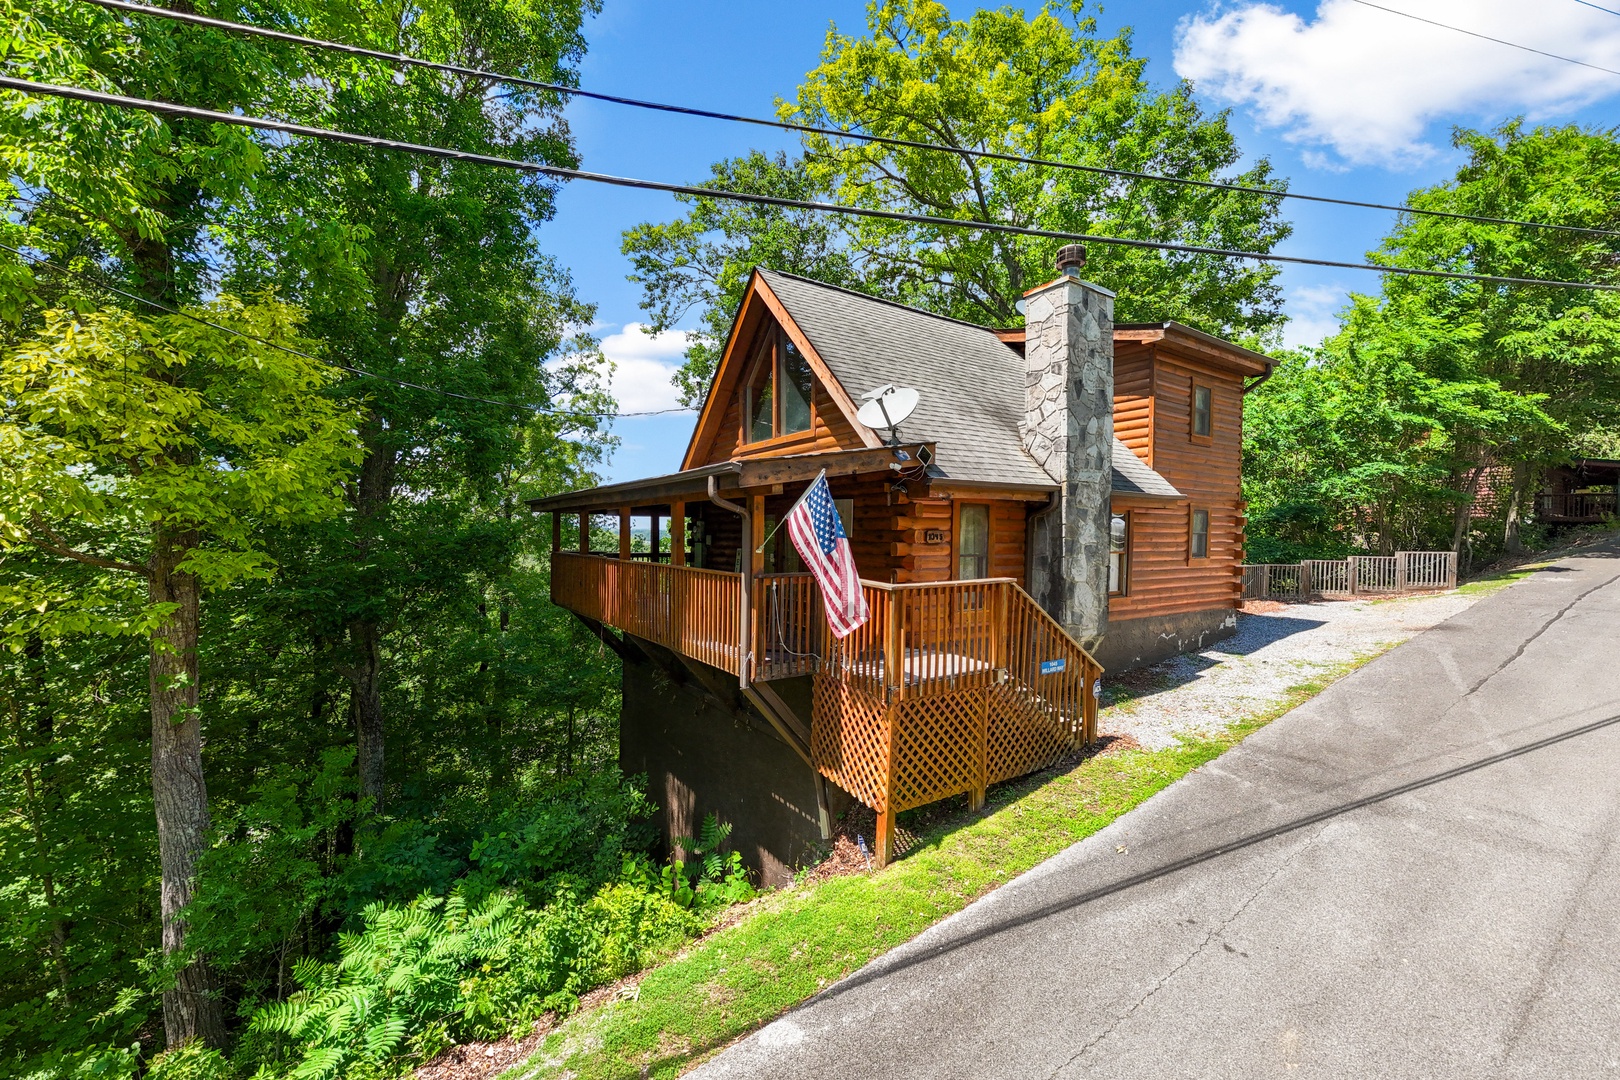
669, 814, 754, 910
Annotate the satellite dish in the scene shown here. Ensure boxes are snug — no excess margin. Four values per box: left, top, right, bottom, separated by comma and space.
856, 385, 920, 444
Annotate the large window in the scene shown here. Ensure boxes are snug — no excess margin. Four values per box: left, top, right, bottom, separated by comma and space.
780, 337, 813, 435
746, 334, 774, 443
744, 328, 815, 443
1190, 508, 1210, 560
1109, 512, 1129, 595
1192, 384, 1212, 438
957, 503, 990, 579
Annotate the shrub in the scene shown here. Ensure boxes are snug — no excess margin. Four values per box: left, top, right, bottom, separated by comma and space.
243, 868, 701, 1080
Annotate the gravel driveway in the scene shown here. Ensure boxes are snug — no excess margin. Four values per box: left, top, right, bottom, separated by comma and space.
1100, 591, 1481, 749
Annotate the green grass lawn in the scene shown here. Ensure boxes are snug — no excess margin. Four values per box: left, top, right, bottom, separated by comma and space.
504, 660, 1365, 1080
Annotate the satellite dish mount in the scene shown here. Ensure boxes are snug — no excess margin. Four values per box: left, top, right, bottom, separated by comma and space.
856, 384, 921, 447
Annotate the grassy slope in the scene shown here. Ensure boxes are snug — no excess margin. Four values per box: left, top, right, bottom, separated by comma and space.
507, 661, 1367, 1080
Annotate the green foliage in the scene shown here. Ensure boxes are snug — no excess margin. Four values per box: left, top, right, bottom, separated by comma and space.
0, 299, 361, 592
664, 814, 754, 911
622, 152, 870, 407
1245, 123, 1619, 561
625, 0, 1291, 400
242, 879, 700, 1080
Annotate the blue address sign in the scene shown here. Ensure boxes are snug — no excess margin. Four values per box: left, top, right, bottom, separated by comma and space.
1039, 658, 1066, 675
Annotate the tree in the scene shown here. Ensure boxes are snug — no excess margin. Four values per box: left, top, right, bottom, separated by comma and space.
1, 0, 340, 1046
625, 0, 1292, 400
1351, 122, 1620, 552
623, 152, 870, 407
0, 300, 359, 1048
223, 0, 611, 811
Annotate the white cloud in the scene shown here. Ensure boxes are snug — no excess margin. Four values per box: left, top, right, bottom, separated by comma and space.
1282, 282, 1349, 348
597, 323, 691, 414
1174, 0, 1620, 166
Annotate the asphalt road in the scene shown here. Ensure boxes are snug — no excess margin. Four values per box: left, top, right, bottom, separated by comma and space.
694, 540, 1620, 1079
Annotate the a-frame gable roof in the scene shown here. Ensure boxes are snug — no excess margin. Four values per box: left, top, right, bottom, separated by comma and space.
681, 270, 877, 471
683, 266, 1182, 498
749, 269, 1056, 489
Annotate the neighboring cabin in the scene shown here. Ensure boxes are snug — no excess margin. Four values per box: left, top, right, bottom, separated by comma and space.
531, 251, 1273, 883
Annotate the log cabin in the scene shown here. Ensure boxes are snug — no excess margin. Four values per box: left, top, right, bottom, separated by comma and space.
530, 248, 1273, 884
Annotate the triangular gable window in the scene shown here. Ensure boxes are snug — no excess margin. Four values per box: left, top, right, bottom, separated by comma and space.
744, 324, 815, 443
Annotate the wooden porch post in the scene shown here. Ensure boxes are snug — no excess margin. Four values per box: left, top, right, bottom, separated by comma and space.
650, 513, 661, 563
876, 704, 897, 867
619, 508, 632, 560
749, 495, 766, 576
749, 495, 765, 681
551, 511, 561, 555
670, 500, 686, 567
578, 512, 589, 553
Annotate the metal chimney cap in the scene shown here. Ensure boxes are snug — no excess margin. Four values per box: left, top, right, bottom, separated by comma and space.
1055, 244, 1087, 275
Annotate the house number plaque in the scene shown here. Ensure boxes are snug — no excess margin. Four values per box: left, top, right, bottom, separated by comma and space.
924, 528, 946, 544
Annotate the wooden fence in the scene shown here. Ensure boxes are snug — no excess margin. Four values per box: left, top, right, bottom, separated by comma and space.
1243, 551, 1457, 600
1535, 491, 1618, 522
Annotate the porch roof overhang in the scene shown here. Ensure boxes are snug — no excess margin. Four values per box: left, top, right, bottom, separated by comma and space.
526, 443, 936, 514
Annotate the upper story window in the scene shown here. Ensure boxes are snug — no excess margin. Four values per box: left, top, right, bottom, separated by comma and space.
745, 327, 815, 443
1192, 384, 1212, 438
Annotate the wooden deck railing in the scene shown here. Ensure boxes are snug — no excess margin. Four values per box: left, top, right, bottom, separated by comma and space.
553, 552, 743, 675
811, 577, 1102, 866
553, 554, 1103, 867
1536, 491, 1618, 521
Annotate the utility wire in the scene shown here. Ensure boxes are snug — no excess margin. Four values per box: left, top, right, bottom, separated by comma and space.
1347, 0, 1620, 77
3, 77, 1617, 295
0, 239, 694, 418
69, 0, 1620, 241
1571, 0, 1620, 17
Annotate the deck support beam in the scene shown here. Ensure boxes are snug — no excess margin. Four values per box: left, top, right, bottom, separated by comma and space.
571, 613, 632, 661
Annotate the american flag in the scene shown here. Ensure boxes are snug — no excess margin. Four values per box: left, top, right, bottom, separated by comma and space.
786, 472, 870, 638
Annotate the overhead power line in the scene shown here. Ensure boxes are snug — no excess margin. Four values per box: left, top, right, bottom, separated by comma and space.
3, 76, 1617, 294
1571, 0, 1620, 17
1348, 0, 1620, 77
70, 0, 1620, 241
0, 239, 693, 419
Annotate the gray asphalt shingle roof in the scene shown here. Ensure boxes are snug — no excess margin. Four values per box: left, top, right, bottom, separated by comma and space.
757, 269, 1182, 500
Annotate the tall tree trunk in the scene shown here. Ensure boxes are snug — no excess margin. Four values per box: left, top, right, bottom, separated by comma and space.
1503, 461, 1535, 555
346, 426, 396, 813
148, 526, 227, 1049
348, 618, 386, 811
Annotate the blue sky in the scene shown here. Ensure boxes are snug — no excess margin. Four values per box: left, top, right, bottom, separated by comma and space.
537, 0, 1620, 483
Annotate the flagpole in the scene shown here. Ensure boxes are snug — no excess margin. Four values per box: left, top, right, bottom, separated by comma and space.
754, 469, 828, 553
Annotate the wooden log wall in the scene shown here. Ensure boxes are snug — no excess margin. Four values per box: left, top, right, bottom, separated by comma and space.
751, 478, 1028, 588
1109, 348, 1246, 622
1113, 343, 1154, 466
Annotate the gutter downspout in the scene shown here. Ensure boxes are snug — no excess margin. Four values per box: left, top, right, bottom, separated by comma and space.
1243, 367, 1274, 395
707, 474, 751, 690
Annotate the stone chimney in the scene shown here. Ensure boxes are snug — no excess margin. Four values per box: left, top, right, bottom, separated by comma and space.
1021, 244, 1114, 649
